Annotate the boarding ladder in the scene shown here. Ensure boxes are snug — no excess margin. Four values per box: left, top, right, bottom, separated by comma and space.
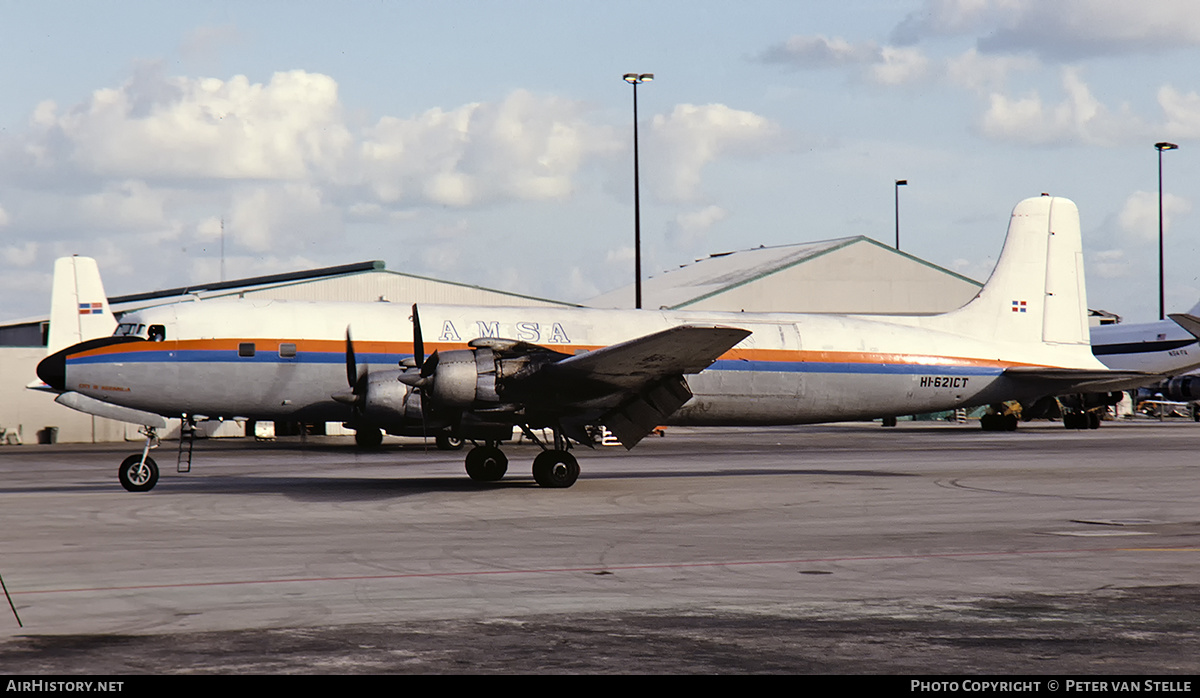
177, 418, 195, 473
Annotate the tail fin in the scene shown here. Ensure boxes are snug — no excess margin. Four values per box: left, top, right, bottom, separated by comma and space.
932, 195, 1090, 348
47, 256, 116, 355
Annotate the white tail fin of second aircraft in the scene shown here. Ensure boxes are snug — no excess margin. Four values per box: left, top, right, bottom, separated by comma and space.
47, 256, 116, 355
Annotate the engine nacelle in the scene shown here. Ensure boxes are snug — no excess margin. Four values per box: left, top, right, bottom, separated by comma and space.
428, 348, 501, 408
362, 371, 422, 421
1156, 376, 1200, 402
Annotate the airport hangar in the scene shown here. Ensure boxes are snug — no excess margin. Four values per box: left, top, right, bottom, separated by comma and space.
2, 235, 1048, 445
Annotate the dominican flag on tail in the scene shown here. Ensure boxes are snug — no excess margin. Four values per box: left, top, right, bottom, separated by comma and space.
78, 302, 104, 315
1011, 300, 1027, 313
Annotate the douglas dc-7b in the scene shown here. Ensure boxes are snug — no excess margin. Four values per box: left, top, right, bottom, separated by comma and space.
37, 195, 1150, 491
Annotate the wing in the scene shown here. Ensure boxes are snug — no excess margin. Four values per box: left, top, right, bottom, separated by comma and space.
509, 324, 751, 448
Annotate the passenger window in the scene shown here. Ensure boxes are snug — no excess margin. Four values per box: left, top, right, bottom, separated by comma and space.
238, 342, 256, 357
279, 343, 297, 358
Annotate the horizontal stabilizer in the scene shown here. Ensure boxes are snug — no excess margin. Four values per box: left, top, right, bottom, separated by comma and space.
55, 392, 167, 428
1002, 366, 1157, 394
1168, 313, 1200, 341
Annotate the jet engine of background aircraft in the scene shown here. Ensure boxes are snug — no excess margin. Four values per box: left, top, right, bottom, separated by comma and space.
1149, 375, 1200, 402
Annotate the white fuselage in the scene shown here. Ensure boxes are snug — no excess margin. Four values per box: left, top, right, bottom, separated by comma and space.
60, 297, 1097, 427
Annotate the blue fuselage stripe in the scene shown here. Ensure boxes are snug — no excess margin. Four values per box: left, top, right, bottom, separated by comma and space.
68, 350, 1007, 377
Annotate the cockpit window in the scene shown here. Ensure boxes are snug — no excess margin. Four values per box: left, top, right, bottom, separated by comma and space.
113, 323, 147, 338
147, 325, 165, 342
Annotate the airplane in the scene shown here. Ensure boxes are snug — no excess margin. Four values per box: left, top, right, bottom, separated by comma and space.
1003, 302, 1200, 430
36, 195, 1153, 492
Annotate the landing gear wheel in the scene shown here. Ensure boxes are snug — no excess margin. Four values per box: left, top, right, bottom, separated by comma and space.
355, 427, 383, 449
119, 455, 159, 492
1087, 412, 1101, 429
436, 434, 464, 451
532, 450, 580, 488
465, 446, 508, 482
1064, 413, 1090, 430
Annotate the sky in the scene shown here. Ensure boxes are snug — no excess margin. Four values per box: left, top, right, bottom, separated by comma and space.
3, 0, 1200, 324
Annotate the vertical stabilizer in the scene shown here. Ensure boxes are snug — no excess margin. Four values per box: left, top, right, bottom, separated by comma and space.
47, 256, 116, 355
934, 196, 1090, 348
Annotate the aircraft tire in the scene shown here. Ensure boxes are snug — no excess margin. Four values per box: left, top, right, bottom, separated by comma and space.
118, 455, 159, 492
1087, 412, 1101, 429
532, 450, 580, 488
1063, 413, 1088, 430
465, 446, 508, 482
354, 427, 383, 449
436, 434, 464, 451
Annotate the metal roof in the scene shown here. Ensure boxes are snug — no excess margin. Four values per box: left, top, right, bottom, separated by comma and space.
109, 260, 387, 304
589, 236, 982, 310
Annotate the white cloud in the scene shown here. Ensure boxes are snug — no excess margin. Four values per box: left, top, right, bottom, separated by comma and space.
667, 205, 729, 248
1158, 85, 1200, 140
895, 0, 1200, 60
0, 67, 791, 318
757, 35, 881, 68
869, 46, 933, 86
78, 180, 170, 231
1117, 190, 1191, 243
649, 104, 781, 202
356, 89, 620, 207
30, 68, 353, 181
227, 183, 336, 253
978, 67, 1143, 145
2, 242, 37, 267
945, 48, 1038, 92
1089, 248, 1130, 280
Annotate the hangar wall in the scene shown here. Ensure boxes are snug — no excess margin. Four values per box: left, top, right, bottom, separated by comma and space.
589, 237, 983, 314
680, 242, 981, 314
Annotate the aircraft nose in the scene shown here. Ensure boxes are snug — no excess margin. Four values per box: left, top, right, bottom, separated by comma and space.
36, 350, 66, 392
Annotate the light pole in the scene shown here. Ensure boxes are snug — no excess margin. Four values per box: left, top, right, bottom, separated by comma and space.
894, 179, 907, 250
1156, 142, 1178, 320
624, 72, 653, 309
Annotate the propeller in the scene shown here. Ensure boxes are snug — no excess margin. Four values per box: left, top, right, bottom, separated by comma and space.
400, 304, 438, 386
345, 326, 359, 390
412, 303, 424, 371
334, 326, 368, 407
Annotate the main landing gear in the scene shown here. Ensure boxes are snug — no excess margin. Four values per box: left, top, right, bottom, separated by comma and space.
462, 427, 580, 488
353, 427, 465, 451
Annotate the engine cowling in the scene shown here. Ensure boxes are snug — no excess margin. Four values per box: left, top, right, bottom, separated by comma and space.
1156, 376, 1200, 402
360, 370, 423, 421
425, 347, 501, 408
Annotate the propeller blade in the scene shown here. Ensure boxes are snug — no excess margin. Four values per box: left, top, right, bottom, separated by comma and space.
420, 349, 440, 378
411, 304, 425, 370
345, 327, 357, 389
